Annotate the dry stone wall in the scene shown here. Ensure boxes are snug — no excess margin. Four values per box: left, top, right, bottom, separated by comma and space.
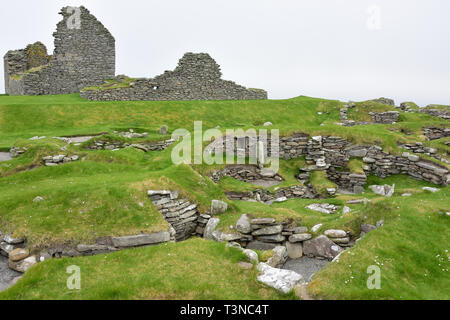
80, 53, 267, 101
4, 6, 115, 95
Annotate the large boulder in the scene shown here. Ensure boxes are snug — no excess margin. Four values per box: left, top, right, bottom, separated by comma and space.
236, 214, 251, 234
257, 263, 304, 294
303, 235, 342, 260
324, 229, 347, 238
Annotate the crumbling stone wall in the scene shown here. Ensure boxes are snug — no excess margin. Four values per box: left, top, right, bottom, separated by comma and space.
423, 127, 450, 140
4, 6, 115, 95
80, 53, 267, 101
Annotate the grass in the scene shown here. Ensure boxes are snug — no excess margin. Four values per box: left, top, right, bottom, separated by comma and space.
0, 93, 449, 300
0, 238, 293, 300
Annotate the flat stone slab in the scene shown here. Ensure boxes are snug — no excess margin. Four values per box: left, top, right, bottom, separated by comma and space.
0, 152, 12, 162
283, 257, 329, 282
257, 262, 304, 294
111, 232, 170, 248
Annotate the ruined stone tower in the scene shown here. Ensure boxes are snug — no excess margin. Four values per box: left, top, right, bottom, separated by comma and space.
4, 6, 115, 95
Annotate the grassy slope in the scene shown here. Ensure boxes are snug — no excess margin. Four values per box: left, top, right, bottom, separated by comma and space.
0, 239, 293, 300
0, 94, 449, 299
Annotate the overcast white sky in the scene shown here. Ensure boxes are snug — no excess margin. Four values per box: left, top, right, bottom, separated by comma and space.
1, 0, 450, 106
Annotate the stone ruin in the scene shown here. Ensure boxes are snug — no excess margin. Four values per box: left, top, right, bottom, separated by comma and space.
4, 6, 115, 95
80, 52, 268, 101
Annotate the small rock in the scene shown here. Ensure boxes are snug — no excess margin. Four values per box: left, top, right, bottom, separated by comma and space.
242, 249, 259, 263
289, 233, 312, 242
3, 235, 25, 245
263, 122, 273, 127
361, 224, 376, 234
9, 248, 29, 262
293, 226, 308, 234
